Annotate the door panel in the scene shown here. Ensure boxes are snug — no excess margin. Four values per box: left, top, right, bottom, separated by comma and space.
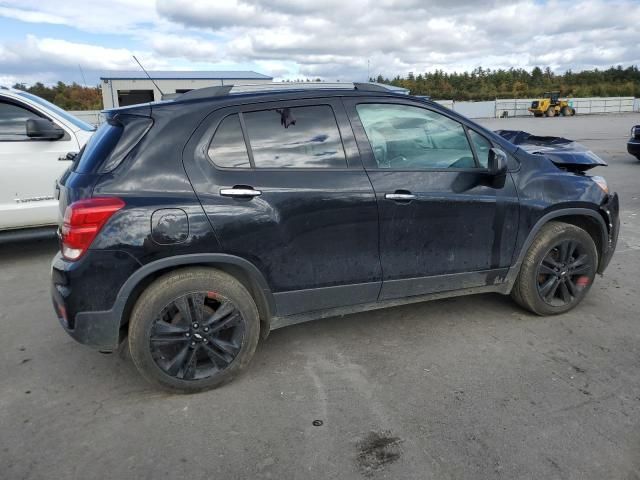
344, 97, 519, 300
368, 169, 519, 279
183, 99, 381, 314
0, 99, 78, 229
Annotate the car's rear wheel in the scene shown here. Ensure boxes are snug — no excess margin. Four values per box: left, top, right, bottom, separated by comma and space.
128, 267, 260, 393
511, 222, 598, 315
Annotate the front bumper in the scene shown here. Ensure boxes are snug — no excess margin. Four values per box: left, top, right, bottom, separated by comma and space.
627, 138, 640, 158
598, 192, 620, 274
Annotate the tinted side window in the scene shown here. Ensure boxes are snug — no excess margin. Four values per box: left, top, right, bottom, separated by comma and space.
0, 100, 42, 141
208, 114, 250, 168
356, 104, 477, 169
468, 129, 492, 168
243, 105, 346, 168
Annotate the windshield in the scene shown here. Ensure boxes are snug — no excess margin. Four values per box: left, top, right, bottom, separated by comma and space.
15, 91, 96, 132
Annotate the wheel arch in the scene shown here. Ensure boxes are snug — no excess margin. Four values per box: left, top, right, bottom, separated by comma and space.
116, 254, 275, 340
506, 208, 608, 288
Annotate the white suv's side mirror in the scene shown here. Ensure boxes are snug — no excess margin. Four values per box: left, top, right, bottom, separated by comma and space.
26, 118, 64, 140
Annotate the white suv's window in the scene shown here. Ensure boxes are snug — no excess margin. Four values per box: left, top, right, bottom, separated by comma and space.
0, 100, 42, 141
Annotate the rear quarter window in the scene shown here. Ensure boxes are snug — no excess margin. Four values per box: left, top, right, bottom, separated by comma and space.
73, 122, 123, 173
207, 114, 251, 168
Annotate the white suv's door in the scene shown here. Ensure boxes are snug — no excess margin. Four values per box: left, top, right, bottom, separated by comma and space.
0, 98, 80, 230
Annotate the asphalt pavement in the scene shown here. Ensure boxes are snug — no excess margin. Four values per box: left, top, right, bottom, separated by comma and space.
1, 113, 639, 480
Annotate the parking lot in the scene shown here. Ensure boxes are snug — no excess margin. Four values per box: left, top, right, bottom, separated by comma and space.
1, 113, 639, 479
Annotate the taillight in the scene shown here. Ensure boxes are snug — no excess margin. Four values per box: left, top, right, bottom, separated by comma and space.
61, 197, 125, 260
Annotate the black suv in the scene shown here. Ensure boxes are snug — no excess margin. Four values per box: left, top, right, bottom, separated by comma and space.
51, 83, 619, 392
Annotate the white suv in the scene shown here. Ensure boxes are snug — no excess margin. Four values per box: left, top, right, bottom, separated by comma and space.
0, 86, 95, 236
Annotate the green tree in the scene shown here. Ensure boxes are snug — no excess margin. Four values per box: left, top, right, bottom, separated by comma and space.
12, 81, 103, 110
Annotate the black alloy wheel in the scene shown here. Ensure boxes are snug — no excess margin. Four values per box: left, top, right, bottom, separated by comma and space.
128, 268, 260, 392
536, 240, 594, 307
149, 292, 244, 380
511, 222, 598, 315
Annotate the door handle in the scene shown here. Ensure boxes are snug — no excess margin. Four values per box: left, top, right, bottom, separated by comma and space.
59, 152, 77, 161
220, 187, 262, 198
385, 192, 416, 201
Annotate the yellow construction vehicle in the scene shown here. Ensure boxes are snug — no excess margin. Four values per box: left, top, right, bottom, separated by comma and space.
529, 92, 575, 117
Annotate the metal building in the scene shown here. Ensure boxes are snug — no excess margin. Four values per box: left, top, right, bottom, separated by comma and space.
100, 70, 273, 109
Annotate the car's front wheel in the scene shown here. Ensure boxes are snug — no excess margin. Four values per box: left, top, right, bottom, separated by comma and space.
511, 222, 598, 315
128, 267, 260, 393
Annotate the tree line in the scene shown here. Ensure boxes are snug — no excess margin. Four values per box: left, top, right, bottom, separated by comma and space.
12, 82, 102, 110
374, 65, 640, 101
10, 65, 640, 109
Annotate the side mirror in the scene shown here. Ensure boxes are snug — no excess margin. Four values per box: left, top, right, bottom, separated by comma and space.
488, 147, 508, 176
26, 118, 65, 140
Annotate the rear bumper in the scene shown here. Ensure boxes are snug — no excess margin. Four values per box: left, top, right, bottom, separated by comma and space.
627, 139, 640, 158
51, 249, 141, 351
52, 284, 122, 350
598, 193, 620, 274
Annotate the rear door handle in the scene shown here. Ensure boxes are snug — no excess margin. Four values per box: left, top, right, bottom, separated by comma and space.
385, 192, 416, 201
220, 187, 262, 198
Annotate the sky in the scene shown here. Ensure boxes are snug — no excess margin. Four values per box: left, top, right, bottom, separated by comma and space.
0, 0, 639, 86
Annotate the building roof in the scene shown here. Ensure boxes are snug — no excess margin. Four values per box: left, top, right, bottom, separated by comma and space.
100, 70, 272, 81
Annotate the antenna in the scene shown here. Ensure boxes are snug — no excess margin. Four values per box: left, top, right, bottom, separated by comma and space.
77, 64, 87, 87
132, 55, 165, 98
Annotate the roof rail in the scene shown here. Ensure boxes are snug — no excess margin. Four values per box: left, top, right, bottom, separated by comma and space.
174, 81, 404, 102
353, 82, 398, 92
178, 85, 233, 101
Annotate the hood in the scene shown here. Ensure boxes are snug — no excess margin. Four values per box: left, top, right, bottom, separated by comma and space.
495, 129, 607, 172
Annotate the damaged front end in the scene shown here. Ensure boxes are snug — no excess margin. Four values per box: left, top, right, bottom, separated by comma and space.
497, 129, 619, 274
495, 130, 608, 172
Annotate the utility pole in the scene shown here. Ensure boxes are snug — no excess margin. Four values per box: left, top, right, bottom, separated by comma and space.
367, 59, 370, 82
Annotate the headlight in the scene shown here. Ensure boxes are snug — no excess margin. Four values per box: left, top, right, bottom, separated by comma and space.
591, 175, 608, 194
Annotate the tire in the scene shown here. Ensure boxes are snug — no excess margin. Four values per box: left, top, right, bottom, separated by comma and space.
570, 107, 576, 116
128, 267, 260, 393
561, 106, 570, 116
511, 222, 598, 316
545, 107, 556, 117
534, 113, 543, 118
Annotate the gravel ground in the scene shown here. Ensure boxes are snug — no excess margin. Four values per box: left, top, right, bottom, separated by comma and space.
1, 112, 639, 480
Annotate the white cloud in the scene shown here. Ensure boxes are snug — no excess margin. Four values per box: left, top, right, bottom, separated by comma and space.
0, 0, 638, 84
155, 0, 640, 79
0, 0, 159, 33
0, 6, 67, 25
0, 34, 171, 84
148, 34, 219, 61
